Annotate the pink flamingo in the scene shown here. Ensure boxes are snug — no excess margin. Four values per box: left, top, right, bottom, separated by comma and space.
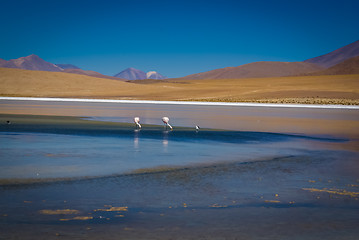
134, 117, 141, 129
162, 117, 173, 130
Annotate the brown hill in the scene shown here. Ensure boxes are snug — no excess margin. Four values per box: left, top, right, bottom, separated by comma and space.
0, 67, 159, 98
304, 40, 359, 68
181, 62, 323, 80
307, 56, 359, 76
63, 69, 126, 81
1, 67, 358, 105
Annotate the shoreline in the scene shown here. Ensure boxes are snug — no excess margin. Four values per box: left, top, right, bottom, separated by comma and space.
1, 99, 359, 139
1, 96, 359, 109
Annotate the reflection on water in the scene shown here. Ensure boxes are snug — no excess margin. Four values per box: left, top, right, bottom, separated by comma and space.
0, 125, 350, 182
133, 129, 140, 149
0, 130, 302, 180
162, 130, 169, 150
133, 129, 170, 152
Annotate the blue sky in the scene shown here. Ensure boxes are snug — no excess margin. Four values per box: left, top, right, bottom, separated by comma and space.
1, 0, 358, 78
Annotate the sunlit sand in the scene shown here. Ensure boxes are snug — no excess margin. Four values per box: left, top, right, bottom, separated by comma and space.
1, 67, 358, 105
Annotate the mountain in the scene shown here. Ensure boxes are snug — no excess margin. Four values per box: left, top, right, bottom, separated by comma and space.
304, 40, 359, 68
63, 69, 126, 81
181, 62, 323, 80
307, 56, 359, 76
0, 55, 126, 81
0, 54, 63, 72
55, 64, 80, 69
180, 40, 359, 80
114, 68, 147, 80
0, 58, 10, 66
146, 71, 167, 80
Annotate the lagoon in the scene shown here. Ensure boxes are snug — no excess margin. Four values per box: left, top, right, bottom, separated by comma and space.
0, 99, 358, 239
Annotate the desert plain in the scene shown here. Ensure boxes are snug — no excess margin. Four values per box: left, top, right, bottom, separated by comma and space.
1, 67, 358, 105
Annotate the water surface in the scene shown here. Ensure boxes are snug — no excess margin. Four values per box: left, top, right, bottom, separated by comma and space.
0, 100, 358, 239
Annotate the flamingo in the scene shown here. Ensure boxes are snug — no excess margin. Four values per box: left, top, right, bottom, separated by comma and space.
162, 117, 173, 130
134, 117, 141, 129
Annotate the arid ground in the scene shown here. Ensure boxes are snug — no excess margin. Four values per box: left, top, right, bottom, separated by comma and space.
1, 68, 358, 105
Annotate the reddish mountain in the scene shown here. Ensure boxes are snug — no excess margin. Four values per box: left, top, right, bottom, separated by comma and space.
180, 40, 359, 80
0, 55, 126, 80
307, 56, 359, 75
181, 62, 323, 80
304, 40, 359, 68
0, 54, 63, 72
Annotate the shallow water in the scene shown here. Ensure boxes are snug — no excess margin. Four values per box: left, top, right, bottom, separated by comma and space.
1, 149, 358, 239
0, 101, 359, 239
0, 116, 348, 182
0, 129, 331, 180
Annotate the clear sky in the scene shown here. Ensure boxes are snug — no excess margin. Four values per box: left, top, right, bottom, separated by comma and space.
1, 0, 358, 78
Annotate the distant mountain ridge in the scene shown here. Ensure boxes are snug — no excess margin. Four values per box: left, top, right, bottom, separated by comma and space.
0, 54, 63, 72
114, 68, 147, 80
114, 68, 167, 80
55, 64, 80, 69
306, 56, 359, 76
1, 40, 358, 80
304, 40, 359, 68
0, 55, 126, 81
63, 69, 125, 81
180, 40, 359, 80
181, 62, 324, 80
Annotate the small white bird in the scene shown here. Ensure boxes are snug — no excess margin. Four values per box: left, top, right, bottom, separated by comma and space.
134, 117, 141, 129
195, 125, 200, 131
162, 117, 173, 130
